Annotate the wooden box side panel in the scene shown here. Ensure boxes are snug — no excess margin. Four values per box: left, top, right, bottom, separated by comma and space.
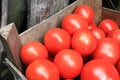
0, 23, 23, 72
102, 7, 120, 27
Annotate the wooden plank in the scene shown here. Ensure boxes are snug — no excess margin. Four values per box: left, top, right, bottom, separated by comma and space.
1, 0, 8, 27
5, 58, 27, 80
27, 0, 70, 28
0, 40, 3, 53
84, 0, 102, 24
0, 23, 24, 73
102, 7, 120, 27
20, 0, 84, 44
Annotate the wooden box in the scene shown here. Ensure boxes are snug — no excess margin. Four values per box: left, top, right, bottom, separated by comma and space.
3, 0, 118, 79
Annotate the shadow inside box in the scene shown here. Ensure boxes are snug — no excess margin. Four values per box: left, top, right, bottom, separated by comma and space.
0, 49, 14, 80
0, 55, 26, 80
0, 62, 14, 80
102, 0, 119, 10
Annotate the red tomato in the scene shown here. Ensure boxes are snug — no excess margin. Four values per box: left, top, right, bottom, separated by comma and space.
117, 60, 120, 74
20, 41, 48, 66
91, 28, 106, 40
44, 28, 71, 55
98, 19, 119, 35
71, 30, 97, 56
26, 59, 60, 80
62, 14, 88, 36
74, 5, 94, 24
88, 21, 97, 30
54, 49, 83, 78
81, 59, 120, 80
93, 38, 120, 65
108, 29, 120, 44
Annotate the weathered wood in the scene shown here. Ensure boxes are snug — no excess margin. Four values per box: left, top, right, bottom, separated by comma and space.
84, 0, 102, 24
27, 0, 70, 28
0, 23, 24, 73
102, 7, 120, 27
20, 0, 84, 44
5, 58, 27, 80
0, 40, 3, 53
1, 0, 8, 27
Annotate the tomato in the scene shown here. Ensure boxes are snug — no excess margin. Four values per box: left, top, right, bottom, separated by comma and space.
26, 59, 60, 80
91, 28, 106, 40
74, 5, 94, 24
80, 59, 120, 80
20, 41, 48, 66
108, 29, 120, 44
93, 38, 120, 65
71, 30, 97, 56
44, 28, 71, 55
62, 14, 88, 36
98, 19, 119, 35
117, 60, 120, 74
54, 49, 83, 78
88, 21, 97, 30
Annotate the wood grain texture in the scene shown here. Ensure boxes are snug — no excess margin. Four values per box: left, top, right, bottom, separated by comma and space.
0, 40, 3, 53
28, 0, 69, 28
0, 23, 24, 73
102, 7, 120, 27
20, 0, 84, 44
1, 0, 8, 27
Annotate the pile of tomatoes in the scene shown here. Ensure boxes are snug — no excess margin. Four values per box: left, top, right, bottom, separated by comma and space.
20, 4, 120, 80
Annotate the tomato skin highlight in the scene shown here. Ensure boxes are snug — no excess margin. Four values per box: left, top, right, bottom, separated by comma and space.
74, 5, 94, 24
54, 49, 83, 79
91, 28, 106, 40
26, 59, 60, 80
20, 41, 48, 66
80, 59, 120, 80
93, 38, 120, 65
71, 30, 97, 56
44, 28, 71, 55
98, 19, 119, 35
62, 14, 88, 36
